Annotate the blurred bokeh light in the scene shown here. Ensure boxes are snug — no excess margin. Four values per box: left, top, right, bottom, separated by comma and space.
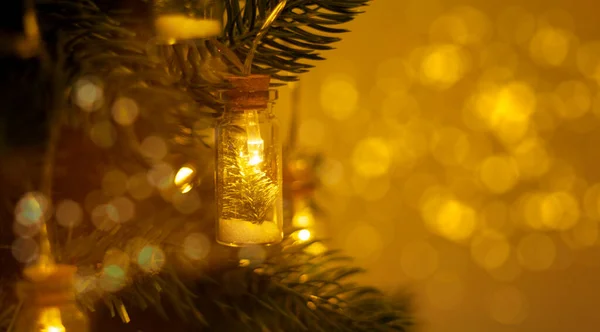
281, 0, 600, 330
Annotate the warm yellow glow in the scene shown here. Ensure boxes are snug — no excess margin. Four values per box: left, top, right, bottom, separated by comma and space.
247, 138, 264, 166
245, 110, 265, 166
293, 209, 314, 228
529, 27, 570, 66
479, 155, 519, 194
40, 308, 65, 332
298, 229, 312, 242
352, 137, 391, 178
321, 76, 358, 120
174, 166, 195, 187
420, 44, 467, 89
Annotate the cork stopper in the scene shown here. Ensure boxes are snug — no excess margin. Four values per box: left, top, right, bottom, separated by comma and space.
222, 75, 275, 110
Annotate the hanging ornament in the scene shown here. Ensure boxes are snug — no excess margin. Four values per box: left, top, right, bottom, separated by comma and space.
0, 0, 40, 58
14, 265, 89, 332
152, 0, 224, 44
215, 74, 283, 246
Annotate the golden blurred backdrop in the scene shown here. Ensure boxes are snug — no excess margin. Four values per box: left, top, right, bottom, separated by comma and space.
277, 0, 600, 331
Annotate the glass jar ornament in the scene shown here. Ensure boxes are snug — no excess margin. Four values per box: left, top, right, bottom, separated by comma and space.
215, 75, 283, 246
14, 265, 89, 332
152, 0, 224, 44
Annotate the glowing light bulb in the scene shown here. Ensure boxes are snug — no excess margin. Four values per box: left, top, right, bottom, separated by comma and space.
40, 308, 66, 332
245, 110, 264, 166
298, 229, 312, 242
174, 165, 196, 193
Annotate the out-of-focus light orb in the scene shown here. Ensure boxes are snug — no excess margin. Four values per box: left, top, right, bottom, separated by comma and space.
297, 229, 312, 242
127, 172, 154, 201
426, 271, 464, 310
73, 78, 104, 112
11, 237, 39, 263
91, 204, 119, 231
435, 199, 477, 242
140, 136, 168, 160
298, 119, 325, 148
517, 233, 556, 271
344, 223, 383, 261
381, 92, 420, 128
174, 165, 195, 193
422, 190, 477, 242
147, 163, 174, 190
293, 209, 314, 228
171, 190, 201, 214
137, 245, 166, 273
473, 81, 535, 145
430, 126, 470, 166
320, 76, 358, 120
479, 155, 519, 194
542, 192, 580, 230
89, 121, 117, 148
489, 287, 528, 325
420, 44, 468, 90
554, 80, 591, 119
183, 233, 210, 260
470, 231, 511, 270
524, 191, 580, 231
529, 27, 570, 67
431, 6, 490, 45
15, 192, 49, 226
400, 240, 438, 280
109, 196, 135, 223
101, 169, 128, 197
352, 137, 391, 178
100, 264, 126, 292
512, 138, 551, 179
112, 97, 139, 126
577, 41, 600, 82
55, 200, 83, 228
376, 57, 413, 94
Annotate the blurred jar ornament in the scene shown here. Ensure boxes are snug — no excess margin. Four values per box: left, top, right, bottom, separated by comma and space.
152, 0, 224, 44
14, 265, 89, 332
0, 0, 40, 58
215, 75, 283, 246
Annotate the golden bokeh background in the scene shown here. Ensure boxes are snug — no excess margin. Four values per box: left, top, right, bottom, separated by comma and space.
278, 0, 600, 331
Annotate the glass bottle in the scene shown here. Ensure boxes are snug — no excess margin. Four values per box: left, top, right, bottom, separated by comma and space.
152, 0, 224, 44
216, 75, 283, 246
15, 265, 89, 332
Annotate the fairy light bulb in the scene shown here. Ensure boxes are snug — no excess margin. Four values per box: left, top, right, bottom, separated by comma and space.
14, 265, 89, 332
245, 109, 265, 166
40, 308, 66, 332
